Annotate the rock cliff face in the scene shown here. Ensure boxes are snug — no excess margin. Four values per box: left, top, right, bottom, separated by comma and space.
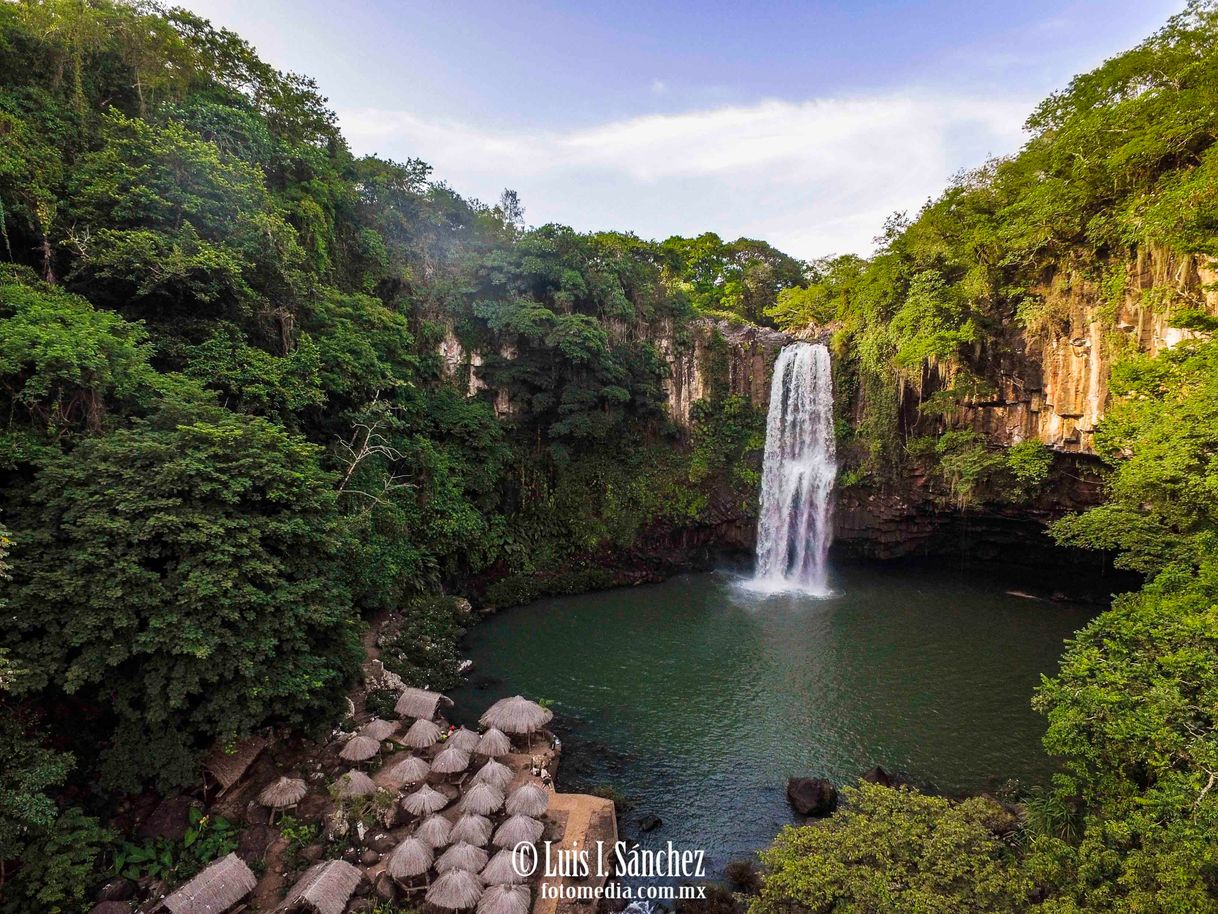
835, 246, 1218, 572
947, 246, 1218, 454
438, 316, 793, 432
656, 319, 792, 430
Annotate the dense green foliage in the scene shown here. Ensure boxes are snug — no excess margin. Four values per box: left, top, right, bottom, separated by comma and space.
0, 1, 784, 879
751, 4, 1218, 913
753, 783, 1027, 914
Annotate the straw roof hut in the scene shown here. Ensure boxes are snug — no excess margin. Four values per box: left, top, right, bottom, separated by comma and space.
448, 727, 481, 752
436, 841, 490, 874
279, 859, 363, 914
402, 718, 442, 749
162, 853, 255, 914
432, 745, 471, 775
382, 754, 431, 788
386, 836, 434, 880
426, 869, 484, 910
360, 718, 399, 742
505, 782, 549, 817
492, 815, 544, 848
332, 769, 378, 799
481, 849, 528, 886
339, 734, 381, 763
470, 758, 512, 791
459, 782, 504, 816
416, 813, 453, 847
402, 783, 449, 815
396, 687, 452, 720
450, 813, 493, 847
475, 728, 511, 758
202, 735, 269, 796
478, 696, 552, 735
478, 884, 531, 914
258, 776, 306, 822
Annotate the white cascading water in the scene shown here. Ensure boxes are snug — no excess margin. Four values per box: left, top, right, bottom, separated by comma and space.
749, 342, 837, 595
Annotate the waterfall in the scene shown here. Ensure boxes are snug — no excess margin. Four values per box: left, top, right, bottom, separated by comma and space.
750, 342, 837, 595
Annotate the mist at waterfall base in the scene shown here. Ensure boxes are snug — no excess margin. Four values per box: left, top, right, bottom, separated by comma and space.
747, 342, 837, 597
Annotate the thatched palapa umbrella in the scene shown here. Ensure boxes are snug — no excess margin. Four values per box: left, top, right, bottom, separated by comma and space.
450, 813, 492, 847
339, 734, 381, 764
396, 687, 452, 721
479, 696, 552, 736
478, 884, 531, 914
281, 859, 363, 914
481, 849, 528, 886
402, 718, 442, 749
470, 759, 512, 791
431, 745, 471, 776
459, 782, 504, 816
476, 728, 511, 758
436, 841, 489, 874
382, 754, 431, 788
361, 718, 399, 742
332, 769, 378, 799
386, 836, 434, 881
258, 776, 306, 822
416, 813, 453, 848
492, 815, 544, 848
505, 782, 549, 818
448, 727, 481, 752
426, 868, 484, 911
402, 783, 449, 816
163, 852, 256, 914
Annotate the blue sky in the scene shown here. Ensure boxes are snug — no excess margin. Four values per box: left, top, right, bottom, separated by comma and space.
180, 1, 1183, 258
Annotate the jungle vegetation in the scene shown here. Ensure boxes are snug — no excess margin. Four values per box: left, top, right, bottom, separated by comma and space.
2, 0, 1218, 912
755, 3, 1218, 912
0, 1, 787, 907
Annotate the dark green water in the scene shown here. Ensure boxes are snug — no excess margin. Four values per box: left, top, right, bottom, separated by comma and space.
451, 564, 1094, 880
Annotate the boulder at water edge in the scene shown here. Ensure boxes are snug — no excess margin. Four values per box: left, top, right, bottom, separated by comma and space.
786, 777, 838, 816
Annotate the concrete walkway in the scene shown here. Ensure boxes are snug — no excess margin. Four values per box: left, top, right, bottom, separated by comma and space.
534, 793, 618, 914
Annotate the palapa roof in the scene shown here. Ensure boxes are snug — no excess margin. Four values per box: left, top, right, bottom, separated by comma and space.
470, 759, 512, 791
202, 735, 269, 792
505, 782, 549, 818
416, 813, 454, 847
259, 776, 307, 809
382, 754, 431, 788
432, 745, 471, 775
339, 734, 381, 762
332, 769, 378, 799
448, 727, 482, 752
402, 783, 449, 815
459, 782, 505, 816
386, 836, 434, 879
426, 868, 485, 910
492, 815, 544, 848
450, 813, 493, 847
436, 841, 490, 874
360, 718, 399, 741
279, 859, 363, 914
475, 728, 512, 758
478, 696, 553, 735
163, 852, 256, 914
395, 687, 452, 720
478, 883, 531, 914
481, 849, 528, 886
402, 718, 443, 749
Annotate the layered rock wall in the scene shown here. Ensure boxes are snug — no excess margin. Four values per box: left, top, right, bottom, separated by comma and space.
951, 247, 1218, 454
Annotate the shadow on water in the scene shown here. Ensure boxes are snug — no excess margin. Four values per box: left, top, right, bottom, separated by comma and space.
450, 562, 1096, 884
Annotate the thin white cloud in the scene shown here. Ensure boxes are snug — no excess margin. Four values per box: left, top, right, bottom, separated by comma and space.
339, 90, 1033, 258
